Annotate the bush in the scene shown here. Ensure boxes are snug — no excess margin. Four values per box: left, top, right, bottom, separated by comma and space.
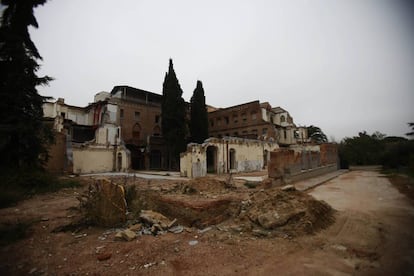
0, 168, 81, 208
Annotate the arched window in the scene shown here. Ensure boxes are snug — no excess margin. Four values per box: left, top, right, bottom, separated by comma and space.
280, 115, 286, 123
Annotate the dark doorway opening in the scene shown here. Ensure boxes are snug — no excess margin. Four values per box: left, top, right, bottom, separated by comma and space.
206, 146, 218, 173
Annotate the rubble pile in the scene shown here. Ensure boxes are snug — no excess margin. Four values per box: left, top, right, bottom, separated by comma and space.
237, 188, 335, 236
114, 210, 185, 241
77, 176, 335, 239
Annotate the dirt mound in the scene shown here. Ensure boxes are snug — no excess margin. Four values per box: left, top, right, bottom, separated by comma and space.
183, 177, 231, 194
238, 189, 335, 236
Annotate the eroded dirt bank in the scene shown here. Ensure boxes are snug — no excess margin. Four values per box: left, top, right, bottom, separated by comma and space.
0, 170, 413, 275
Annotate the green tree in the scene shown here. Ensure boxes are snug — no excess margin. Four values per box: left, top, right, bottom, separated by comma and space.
0, 0, 53, 172
190, 80, 209, 143
338, 131, 385, 167
307, 125, 328, 144
161, 59, 187, 169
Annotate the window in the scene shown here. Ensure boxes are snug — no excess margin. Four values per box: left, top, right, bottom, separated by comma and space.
233, 115, 238, 124
210, 120, 214, 127
242, 113, 247, 122
217, 118, 221, 126
281, 115, 286, 123
251, 112, 257, 120
234, 132, 239, 136
262, 128, 268, 135
134, 111, 140, 120
60, 112, 66, 118
155, 115, 160, 123
284, 130, 287, 139
224, 116, 229, 124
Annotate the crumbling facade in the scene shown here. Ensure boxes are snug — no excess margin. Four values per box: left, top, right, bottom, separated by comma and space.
43, 97, 130, 174
180, 137, 279, 178
207, 100, 308, 146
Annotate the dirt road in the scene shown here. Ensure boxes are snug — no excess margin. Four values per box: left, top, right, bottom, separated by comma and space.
0, 170, 413, 275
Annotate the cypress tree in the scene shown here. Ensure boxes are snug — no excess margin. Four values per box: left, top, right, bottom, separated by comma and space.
0, 0, 54, 172
161, 59, 187, 169
190, 80, 209, 143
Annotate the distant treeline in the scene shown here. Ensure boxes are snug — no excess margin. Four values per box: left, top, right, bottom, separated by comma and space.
339, 130, 414, 173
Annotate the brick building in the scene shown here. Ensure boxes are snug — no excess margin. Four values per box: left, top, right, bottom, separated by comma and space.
207, 100, 307, 146
109, 86, 165, 170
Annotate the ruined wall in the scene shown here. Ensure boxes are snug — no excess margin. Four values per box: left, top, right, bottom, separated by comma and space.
320, 143, 338, 166
44, 132, 66, 174
73, 146, 129, 174
180, 137, 279, 178
268, 143, 338, 185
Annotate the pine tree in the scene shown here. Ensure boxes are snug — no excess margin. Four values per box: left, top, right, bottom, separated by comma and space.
161, 59, 187, 169
190, 80, 209, 143
0, 0, 53, 171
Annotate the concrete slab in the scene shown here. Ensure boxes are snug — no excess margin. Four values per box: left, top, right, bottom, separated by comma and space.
234, 176, 265, 182
294, 170, 348, 192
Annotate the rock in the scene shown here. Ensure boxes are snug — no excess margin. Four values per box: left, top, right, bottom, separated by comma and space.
257, 211, 287, 229
198, 226, 212, 234
281, 185, 296, 192
139, 210, 171, 229
115, 229, 137, 241
188, 240, 198, 246
169, 225, 184, 234
81, 178, 127, 227
97, 252, 112, 261
252, 229, 269, 237
128, 223, 142, 232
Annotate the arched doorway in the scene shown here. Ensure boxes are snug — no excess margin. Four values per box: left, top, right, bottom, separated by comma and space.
229, 148, 236, 170
126, 144, 145, 170
206, 146, 218, 173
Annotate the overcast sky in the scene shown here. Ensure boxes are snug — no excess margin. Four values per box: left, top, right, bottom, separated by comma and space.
28, 0, 414, 141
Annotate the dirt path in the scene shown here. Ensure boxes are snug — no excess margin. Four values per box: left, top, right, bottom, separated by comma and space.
0, 170, 413, 275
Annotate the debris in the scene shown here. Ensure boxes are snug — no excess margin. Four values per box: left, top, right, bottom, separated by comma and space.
169, 225, 184, 234
29, 268, 37, 274
252, 229, 270, 237
143, 262, 156, 269
188, 240, 198, 246
97, 252, 112, 261
198, 226, 212, 234
114, 229, 137, 241
168, 218, 178, 228
128, 223, 142, 232
139, 210, 171, 229
281, 185, 296, 192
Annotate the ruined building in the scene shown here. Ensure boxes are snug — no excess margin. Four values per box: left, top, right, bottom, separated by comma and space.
43, 85, 168, 174
207, 100, 308, 146
44, 86, 315, 176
